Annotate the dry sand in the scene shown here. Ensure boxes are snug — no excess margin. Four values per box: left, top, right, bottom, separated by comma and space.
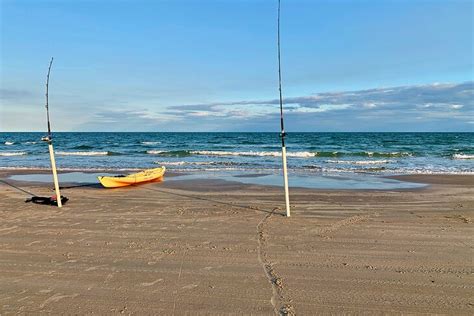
0, 170, 473, 315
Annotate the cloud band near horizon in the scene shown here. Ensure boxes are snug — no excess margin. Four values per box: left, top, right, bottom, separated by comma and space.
1, 82, 473, 132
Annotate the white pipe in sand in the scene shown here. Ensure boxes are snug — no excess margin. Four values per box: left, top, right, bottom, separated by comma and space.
48, 143, 62, 207
282, 146, 290, 217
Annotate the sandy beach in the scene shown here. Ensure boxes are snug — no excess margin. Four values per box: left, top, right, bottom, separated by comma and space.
0, 170, 473, 314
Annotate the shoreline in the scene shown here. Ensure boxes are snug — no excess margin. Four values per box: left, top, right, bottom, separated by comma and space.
388, 174, 474, 186
1, 166, 473, 174
1, 167, 473, 191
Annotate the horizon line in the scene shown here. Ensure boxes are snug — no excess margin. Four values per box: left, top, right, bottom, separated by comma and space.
2, 131, 473, 133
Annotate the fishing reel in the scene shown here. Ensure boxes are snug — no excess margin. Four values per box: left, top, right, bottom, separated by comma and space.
41, 135, 51, 142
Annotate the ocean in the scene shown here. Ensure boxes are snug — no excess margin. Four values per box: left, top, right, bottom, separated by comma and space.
1, 132, 473, 174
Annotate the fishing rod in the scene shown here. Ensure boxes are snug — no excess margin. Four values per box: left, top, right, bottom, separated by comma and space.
46, 58, 53, 138
277, 0, 290, 217
43, 57, 63, 207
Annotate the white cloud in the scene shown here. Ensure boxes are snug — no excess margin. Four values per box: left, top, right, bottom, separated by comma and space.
363, 102, 377, 109
188, 111, 225, 117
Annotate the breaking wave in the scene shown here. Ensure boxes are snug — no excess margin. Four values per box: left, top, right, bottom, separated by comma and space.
141, 141, 161, 145
155, 161, 249, 166
145, 150, 413, 159
315, 151, 413, 158
147, 150, 192, 157
0, 152, 27, 156
4, 141, 14, 145
325, 159, 394, 165
452, 153, 474, 159
146, 150, 163, 154
191, 150, 316, 158
56, 151, 119, 156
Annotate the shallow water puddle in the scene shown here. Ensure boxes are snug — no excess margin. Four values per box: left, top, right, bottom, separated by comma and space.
8, 171, 427, 190
169, 172, 427, 190
9, 172, 118, 184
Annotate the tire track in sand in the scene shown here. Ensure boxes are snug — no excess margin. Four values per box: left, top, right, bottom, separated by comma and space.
313, 212, 379, 238
257, 208, 295, 316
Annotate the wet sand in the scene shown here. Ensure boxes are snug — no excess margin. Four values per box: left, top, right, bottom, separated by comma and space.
0, 170, 473, 314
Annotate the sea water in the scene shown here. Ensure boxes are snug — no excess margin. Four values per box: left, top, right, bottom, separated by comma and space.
1, 132, 473, 174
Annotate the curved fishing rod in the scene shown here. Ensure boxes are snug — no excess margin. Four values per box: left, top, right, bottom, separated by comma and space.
277, 0, 290, 217
43, 57, 63, 207
277, 0, 285, 145
45, 57, 54, 141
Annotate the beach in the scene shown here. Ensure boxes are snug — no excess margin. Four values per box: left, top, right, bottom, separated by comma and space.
0, 170, 472, 314
2, 0, 473, 313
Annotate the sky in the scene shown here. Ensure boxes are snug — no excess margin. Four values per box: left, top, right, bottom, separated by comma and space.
0, 0, 473, 132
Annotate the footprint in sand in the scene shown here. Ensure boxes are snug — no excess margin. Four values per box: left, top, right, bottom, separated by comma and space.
17, 296, 30, 302
182, 284, 198, 290
85, 264, 107, 272
0, 226, 19, 235
26, 241, 41, 246
39, 293, 78, 309
141, 279, 163, 287
38, 289, 53, 294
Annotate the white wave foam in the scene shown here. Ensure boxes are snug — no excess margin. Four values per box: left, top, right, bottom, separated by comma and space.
366, 151, 412, 157
313, 167, 377, 173
142, 141, 161, 145
0, 152, 27, 156
326, 159, 394, 165
172, 167, 243, 172
24, 141, 37, 144
155, 161, 237, 166
389, 169, 474, 175
157, 161, 215, 166
453, 154, 474, 159
147, 150, 164, 154
0, 166, 143, 172
4, 141, 14, 145
157, 161, 185, 165
191, 150, 316, 158
0, 165, 471, 175
56, 151, 108, 156
0, 166, 49, 170
303, 167, 474, 175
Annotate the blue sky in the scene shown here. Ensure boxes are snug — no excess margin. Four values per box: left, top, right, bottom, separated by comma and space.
1, 0, 473, 132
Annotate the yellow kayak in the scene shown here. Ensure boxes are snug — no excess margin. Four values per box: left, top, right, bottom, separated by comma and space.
98, 167, 166, 188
